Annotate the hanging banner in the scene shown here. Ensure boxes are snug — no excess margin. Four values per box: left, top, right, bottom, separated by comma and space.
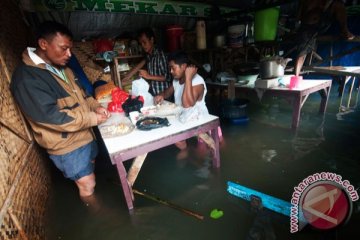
31, 0, 236, 17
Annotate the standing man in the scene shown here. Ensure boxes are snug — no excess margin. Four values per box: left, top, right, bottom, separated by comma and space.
11, 21, 110, 199
293, 0, 355, 76
154, 51, 209, 150
122, 27, 172, 96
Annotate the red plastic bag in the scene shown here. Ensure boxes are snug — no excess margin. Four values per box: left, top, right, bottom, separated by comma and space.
107, 101, 123, 113
107, 88, 129, 112
111, 87, 129, 103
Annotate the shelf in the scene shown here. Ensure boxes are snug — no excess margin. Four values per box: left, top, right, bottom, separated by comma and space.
115, 55, 143, 60
112, 55, 143, 88
95, 55, 143, 61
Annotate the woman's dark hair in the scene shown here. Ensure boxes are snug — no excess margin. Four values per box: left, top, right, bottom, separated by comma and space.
36, 21, 73, 42
168, 51, 189, 65
137, 27, 155, 40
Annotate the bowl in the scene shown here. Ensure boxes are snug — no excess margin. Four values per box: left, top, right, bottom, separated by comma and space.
237, 74, 259, 85
237, 80, 249, 86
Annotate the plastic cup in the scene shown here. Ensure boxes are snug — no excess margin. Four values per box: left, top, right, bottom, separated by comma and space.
289, 76, 303, 89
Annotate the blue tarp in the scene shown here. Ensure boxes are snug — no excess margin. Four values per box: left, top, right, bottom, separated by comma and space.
67, 54, 94, 96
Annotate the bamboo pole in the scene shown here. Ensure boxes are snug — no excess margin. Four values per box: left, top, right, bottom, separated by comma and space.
133, 189, 204, 220
8, 207, 28, 240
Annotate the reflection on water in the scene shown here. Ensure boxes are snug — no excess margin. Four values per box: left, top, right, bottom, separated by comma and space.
46, 85, 360, 240
291, 119, 325, 161
261, 149, 277, 163
246, 210, 277, 240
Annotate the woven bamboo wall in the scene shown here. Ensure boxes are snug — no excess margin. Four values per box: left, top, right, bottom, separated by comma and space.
0, 0, 50, 239
72, 41, 112, 83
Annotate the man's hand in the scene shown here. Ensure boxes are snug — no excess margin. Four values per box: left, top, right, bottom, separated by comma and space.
154, 95, 164, 105
139, 69, 150, 79
95, 107, 111, 124
184, 65, 197, 82
96, 113, 109, 125
96, 107, 111, 118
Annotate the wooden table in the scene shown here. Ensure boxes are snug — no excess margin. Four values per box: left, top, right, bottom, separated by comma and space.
207, 79, 332, 130
100, 114, 220, 210
303, 66, 360, 112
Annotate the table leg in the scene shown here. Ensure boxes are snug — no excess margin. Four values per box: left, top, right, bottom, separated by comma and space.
116, 162, 134, 210
347, 77, 355, 108
319, 85, 331, 113
292, 95, 302, 130
339, 76, 351, 112
210, 127, 220, 168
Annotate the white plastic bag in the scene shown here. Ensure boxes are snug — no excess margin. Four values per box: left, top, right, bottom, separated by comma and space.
178, 106, 200, 123
132, 78, 153, 107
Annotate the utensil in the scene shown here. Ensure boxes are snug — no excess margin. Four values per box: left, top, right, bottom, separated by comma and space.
259, 56, 292, 79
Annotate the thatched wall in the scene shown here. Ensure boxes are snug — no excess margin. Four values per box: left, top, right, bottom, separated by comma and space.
0, 0, 50, 239
72, 41, 112, 83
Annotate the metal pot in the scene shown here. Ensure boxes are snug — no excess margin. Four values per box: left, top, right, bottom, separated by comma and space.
259, 57, 292, 79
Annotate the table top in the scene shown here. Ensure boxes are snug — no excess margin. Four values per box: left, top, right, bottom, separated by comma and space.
206, 79, 331, 92
303, 66, 360, 77
100, 113, 219, 155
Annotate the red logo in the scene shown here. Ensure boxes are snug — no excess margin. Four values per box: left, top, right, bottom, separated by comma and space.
300, 182, 351, 230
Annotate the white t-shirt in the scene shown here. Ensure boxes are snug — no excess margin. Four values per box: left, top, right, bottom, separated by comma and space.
172, 73, 209, 115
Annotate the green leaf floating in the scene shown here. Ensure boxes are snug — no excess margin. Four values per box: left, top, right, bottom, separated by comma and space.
210, 209, 224, 219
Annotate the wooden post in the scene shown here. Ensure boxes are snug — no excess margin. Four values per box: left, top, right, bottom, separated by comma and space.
198, 133, 216, 153
228, 79, 235, 100
127, 153, 147, 186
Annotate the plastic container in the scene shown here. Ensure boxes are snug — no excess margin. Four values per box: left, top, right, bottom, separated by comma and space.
166, 25, 184, 52
254, 7, 280, 42
93, 39, 114, 53
220, 98, 249, 119
196, 20, 206, 49
227, 24, 245, 48
289, 76, 303, 89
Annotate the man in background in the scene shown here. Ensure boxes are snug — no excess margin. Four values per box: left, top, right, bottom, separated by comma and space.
293, 0, 355, 76
123, 27, 172, 97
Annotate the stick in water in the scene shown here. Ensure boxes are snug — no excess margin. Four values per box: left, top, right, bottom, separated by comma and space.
133, 189, 204, 220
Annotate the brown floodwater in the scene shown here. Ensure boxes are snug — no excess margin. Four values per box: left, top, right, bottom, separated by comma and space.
45, 81, 360, 240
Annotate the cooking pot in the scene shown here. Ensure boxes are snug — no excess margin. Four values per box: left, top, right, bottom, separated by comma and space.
259, 56, 291, 79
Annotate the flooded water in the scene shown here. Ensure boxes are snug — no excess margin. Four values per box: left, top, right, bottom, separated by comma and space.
45, 81, 360, 240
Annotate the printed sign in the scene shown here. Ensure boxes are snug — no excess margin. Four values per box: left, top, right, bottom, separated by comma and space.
32, 0, 236, 17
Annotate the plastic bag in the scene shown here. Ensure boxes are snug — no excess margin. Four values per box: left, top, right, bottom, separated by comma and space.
136, 117, 170, 131
107, 87, 129, 113
122, 95, 144, 116
132, 78, 154, 107
178, 106, 200, 123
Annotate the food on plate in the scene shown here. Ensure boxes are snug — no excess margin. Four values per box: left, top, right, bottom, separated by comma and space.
140, 106, 157, 115
100, 123, 133, 137
140, 119, 159, 125
156, 102, 176, 111
136, 117, 170, 131
155, 102, 181, 116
